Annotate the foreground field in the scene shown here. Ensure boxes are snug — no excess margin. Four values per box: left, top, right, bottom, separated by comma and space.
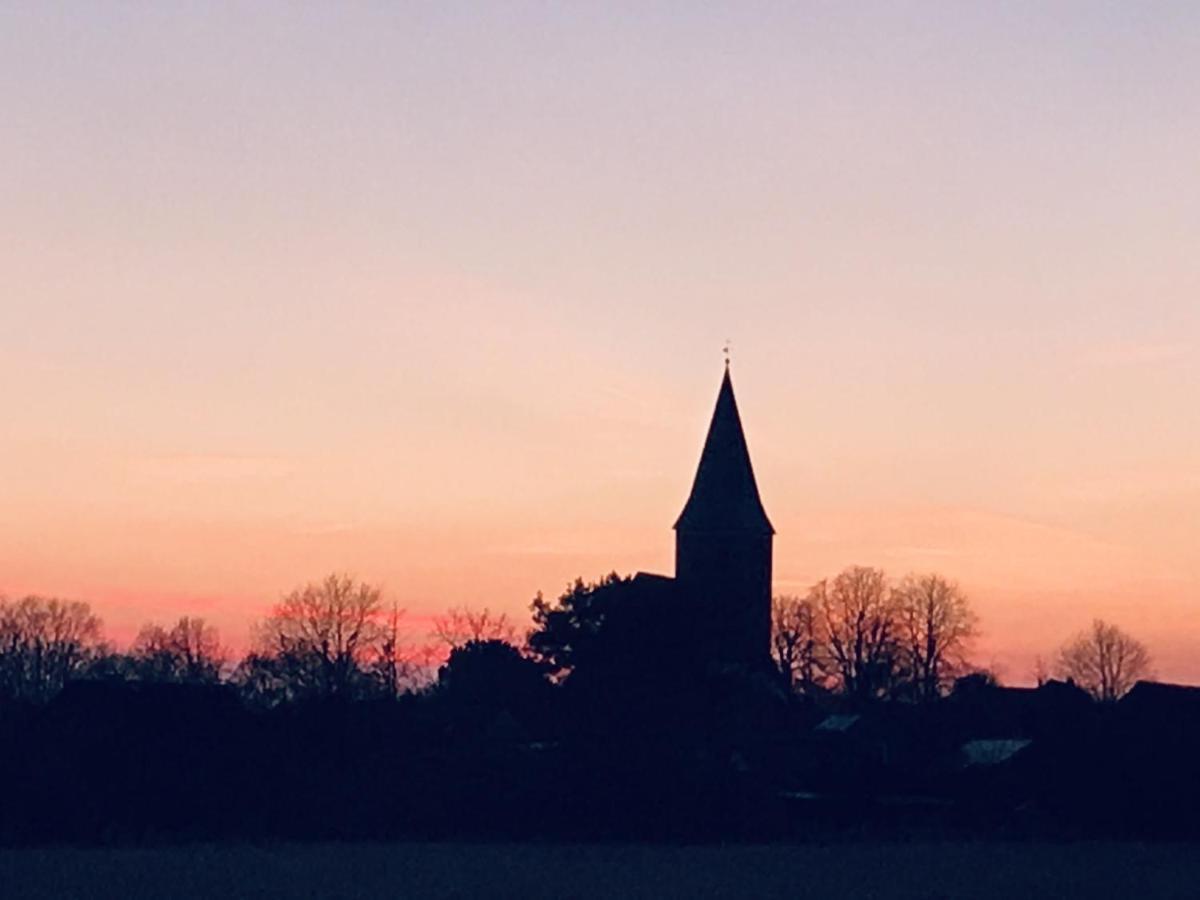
0, 840, 1196, 899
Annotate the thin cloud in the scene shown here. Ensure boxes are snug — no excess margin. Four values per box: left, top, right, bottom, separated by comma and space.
136, 454, 294, 482
1084, 342, 1190, 368
287, 520, 360, 537
882, 546, 959, 559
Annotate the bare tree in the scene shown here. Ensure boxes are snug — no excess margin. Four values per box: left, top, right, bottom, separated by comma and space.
131, 616, 226, 684
1032, 655, 1049, 687
816, 567, 899, 700
893, 573, 977, 701
252, 573, 384, 700
0, 595, 103, 702
230, 652, 289, 707
1056, 619, 1151, 702
372, 601, 411, 698
402, 642, 444, 692
431, 606, 516, 650
771, 594, 825, 695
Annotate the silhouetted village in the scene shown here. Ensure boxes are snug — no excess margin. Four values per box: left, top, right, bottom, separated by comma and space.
1, 368, 1196, 844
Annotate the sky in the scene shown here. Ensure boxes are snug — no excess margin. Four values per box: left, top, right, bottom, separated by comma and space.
2, 3, 1198, 682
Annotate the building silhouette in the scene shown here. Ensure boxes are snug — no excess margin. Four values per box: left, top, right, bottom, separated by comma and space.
636, 365, 774, 670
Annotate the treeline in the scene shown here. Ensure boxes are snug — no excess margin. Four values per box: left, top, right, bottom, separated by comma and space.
770, 566, 1152, 704
0, 569, 1180, 844
0, 568, 1152, 707
0, 575, 514, 705
771, 568, 977, 702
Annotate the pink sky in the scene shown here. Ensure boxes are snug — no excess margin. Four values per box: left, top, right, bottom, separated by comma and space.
2, 5, 1198, 682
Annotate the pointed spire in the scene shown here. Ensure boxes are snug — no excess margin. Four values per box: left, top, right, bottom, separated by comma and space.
674, 367, 774, 535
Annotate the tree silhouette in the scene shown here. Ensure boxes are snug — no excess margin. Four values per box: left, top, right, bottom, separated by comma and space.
431, 606, 517, 650
771, 594, 825, 695
0, 595, 103, 702
1056, 619, 1151, 702
815, 567, 898, 700
249, 573, 385, 701
527, 572, 630, 678
131, 616, 225, 684
437, 639, 550, 717
231, 651, 290, 706
372, 601, 410, 698
893, 573, 977, 701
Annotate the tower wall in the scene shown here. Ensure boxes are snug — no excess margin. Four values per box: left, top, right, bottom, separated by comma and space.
675, 530, 773, 666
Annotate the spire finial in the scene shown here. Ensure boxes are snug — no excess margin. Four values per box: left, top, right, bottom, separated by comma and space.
722, 339, 731, 369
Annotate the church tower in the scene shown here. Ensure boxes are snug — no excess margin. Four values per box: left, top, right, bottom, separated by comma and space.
674, 365, 774, 667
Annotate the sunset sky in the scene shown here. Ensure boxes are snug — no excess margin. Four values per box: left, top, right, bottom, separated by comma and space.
2, 4, 1198, 682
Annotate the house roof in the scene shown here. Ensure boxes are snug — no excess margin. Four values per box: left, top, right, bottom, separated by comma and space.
815, 713, 862, 733
961, 738, 1032, 767
1120, 680, 1200, 711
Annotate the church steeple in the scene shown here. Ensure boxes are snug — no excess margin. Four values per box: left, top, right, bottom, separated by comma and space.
674, 367, 774, 536
673, 365, 775, 668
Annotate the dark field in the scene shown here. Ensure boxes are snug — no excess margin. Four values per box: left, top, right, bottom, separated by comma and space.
0, 841, 1196, 899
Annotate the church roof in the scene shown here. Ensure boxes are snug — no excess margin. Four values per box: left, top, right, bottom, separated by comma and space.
674, 367, 774, 535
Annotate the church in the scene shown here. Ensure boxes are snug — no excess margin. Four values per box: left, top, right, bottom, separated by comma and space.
634, 364, 775, 671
